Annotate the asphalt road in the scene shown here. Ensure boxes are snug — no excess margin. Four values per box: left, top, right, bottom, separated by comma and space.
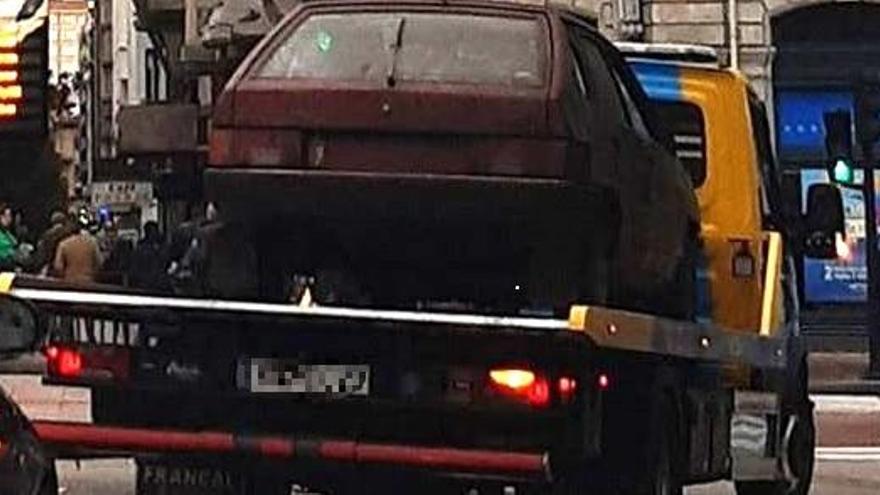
53, 458, 880, 495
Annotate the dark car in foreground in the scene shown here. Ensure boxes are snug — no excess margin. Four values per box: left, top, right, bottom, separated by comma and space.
0, 291, 56, 495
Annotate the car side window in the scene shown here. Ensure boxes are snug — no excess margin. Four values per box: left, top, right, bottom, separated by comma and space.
567, 29, 627, 128
610, 67, 652, 140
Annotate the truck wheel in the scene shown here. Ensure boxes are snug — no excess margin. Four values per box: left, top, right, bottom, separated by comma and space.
641, 397, 683, 495
734, 406, 815, 495
735, 355, 815, 495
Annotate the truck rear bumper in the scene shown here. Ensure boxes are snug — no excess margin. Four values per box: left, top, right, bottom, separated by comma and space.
33, 420, 551, 482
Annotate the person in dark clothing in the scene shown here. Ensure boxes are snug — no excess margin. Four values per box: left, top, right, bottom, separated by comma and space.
34, 211, 74, 276
129, 221, 169, 291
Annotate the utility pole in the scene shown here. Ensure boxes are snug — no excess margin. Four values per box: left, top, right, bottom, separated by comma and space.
854, 85, 880, 378
863, 143, 880, 377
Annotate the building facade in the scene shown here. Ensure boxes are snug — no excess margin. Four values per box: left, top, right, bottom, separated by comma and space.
48, 0, 88, 82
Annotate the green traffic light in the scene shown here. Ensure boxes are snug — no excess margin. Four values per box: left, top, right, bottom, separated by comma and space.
833, 158, 855, 184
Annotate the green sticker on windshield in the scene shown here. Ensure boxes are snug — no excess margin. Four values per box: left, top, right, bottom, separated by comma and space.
315, 30, 334, 53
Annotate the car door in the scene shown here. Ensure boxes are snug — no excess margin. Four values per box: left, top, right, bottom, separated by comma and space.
565, 24, 698, 312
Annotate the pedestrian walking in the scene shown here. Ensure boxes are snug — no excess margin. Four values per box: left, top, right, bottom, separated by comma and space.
34, 210, 74, 276
53, 213, 102, 283
129, 221, 169, 291
0, 205, 17, 272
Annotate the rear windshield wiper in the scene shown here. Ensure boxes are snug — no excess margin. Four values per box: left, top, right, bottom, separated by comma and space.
386, 17, 406, 88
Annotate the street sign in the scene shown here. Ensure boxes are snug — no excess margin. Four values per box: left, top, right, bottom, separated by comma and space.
90, 181, 154, 207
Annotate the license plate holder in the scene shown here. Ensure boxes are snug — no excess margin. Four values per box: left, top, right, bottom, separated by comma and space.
236, 358, 370, 396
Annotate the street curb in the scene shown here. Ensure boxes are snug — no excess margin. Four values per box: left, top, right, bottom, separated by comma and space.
812, 394, 880, 413
810, 380, 880, 395
816, 447, 880, 462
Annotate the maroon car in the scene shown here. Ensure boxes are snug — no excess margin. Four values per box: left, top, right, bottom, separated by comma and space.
206, 0, 699, 318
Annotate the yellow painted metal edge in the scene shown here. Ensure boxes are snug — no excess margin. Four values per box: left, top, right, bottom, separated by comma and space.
0, 272, 15, 293
759, 232, 782, 337
568, 305, 590, 331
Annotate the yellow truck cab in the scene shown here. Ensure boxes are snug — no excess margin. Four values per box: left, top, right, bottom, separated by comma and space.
620, 43, 789, 335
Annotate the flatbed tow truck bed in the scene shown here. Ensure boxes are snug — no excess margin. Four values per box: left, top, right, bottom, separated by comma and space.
0, 273, 802, 494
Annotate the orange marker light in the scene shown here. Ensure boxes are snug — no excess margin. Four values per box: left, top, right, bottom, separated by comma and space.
0, 71, 17, 83
0, 104, 16, 117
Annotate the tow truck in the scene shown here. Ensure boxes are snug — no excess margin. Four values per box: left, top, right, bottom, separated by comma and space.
0, 7, 846, 495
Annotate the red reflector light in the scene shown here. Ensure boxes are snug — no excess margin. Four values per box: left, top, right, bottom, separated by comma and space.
558, 377, 576, 394
597, 373, 611, 391
489, 368, 550, 407
43, 345, 59, 360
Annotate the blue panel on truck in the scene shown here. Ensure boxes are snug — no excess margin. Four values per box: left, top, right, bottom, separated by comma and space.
627, 61, 682, 102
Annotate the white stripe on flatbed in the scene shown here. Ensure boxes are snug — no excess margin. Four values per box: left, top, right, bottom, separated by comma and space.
10, 288, 569, 331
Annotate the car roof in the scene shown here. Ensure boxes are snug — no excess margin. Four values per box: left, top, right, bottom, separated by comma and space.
287, 0, 597, 22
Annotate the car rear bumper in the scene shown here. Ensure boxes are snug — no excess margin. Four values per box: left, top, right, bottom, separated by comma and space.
203, 167, 613, 223
34, 420, 551, 482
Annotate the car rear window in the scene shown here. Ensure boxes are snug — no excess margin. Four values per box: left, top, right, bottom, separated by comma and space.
254, 12, 546, 88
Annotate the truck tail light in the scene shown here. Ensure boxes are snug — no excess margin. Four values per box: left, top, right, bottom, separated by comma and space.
488, 368, 550, 407
558, 376, 577, 403
44, 345, 130, 382
209, 128, 302, 167
45, 346, 83, 378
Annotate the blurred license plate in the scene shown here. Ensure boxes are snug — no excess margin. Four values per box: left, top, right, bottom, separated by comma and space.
237, 359, 370, 395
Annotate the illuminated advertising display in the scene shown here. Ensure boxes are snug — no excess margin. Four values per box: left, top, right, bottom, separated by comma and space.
0, 0, 47, 137
778, 89, 880, 303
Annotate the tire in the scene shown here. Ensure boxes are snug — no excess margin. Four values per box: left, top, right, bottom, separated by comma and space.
734, 406, 815, 495
735, 358, 816, 495
604, 393, 683, 495
640, 397, 683, 495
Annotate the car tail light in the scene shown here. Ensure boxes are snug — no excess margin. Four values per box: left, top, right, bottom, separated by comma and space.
209, 127, 302, 167
488, 368, 550, 407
